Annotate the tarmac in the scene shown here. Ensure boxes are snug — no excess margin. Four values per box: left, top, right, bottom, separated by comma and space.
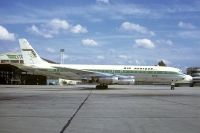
0, 85, 200, 133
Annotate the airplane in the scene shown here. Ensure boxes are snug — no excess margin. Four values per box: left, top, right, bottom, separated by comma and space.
17, 38, 193, 89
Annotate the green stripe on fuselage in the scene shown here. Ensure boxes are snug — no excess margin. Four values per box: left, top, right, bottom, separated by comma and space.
86, 69, 179, 75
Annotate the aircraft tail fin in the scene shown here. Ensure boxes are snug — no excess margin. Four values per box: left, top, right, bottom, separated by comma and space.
19, 38, 48, 65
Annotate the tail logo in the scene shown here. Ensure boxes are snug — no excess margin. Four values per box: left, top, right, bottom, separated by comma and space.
22, 49, 37, 58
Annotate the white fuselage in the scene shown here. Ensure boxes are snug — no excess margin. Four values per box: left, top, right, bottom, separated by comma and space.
48, 64, 187, 83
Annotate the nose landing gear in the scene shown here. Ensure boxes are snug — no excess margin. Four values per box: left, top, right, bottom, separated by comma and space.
171, 80, 175, 90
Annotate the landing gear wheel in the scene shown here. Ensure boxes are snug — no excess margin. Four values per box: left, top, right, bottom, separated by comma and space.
96, 84, 108, 89
102, 84, 108, 89
96, 85, 100, 89
189, 82, 194, 87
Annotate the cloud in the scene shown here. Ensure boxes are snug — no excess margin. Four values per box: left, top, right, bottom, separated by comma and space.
178, 21, 196, 29
63, 54, 69, 59
178, 31, 200, 39
71, 24, 88, 34
0, 25, 15, 41
96, 0, 110, 4
156, 39, 173, 46
49, 18, 70, 30
135, 60, 141, 65
97, 55, 105, 59
46, 47, 56, 53
118, 55, 128, 60
29, 25, 53, 38
121, 22, 155, 36
81, 39, 98, 46
135, 38, 155, 49
28, 18, 87, 38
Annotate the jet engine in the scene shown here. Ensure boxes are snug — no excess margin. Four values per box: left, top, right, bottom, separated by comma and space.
117, 76, 135, 85
98, 76, 118, 84
98, 76, 135, 85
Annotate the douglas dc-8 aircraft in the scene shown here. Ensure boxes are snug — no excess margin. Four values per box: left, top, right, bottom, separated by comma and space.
18, 38, 192, 89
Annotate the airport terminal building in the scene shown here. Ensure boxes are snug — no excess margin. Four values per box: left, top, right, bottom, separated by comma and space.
0, 52, 46, 85
0, 52, 79, 85
0, 52, 23, 64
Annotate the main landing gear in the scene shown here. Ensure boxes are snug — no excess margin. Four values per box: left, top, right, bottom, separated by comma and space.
96, 84, 108, 89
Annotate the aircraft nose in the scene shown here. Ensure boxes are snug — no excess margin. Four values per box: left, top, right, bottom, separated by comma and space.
185, 75, 193, 83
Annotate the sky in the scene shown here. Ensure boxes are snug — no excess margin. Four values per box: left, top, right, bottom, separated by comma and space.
0, 0, 200, 70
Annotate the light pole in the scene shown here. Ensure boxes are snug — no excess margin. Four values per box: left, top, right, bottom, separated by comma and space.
60, 49, 64, 64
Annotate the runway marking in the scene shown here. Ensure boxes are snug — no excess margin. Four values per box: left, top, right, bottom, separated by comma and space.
59, 88, 93, 133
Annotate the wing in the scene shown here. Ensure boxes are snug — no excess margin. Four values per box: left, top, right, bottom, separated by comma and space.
52, 66, 113, 79
10, 63, 113, 80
